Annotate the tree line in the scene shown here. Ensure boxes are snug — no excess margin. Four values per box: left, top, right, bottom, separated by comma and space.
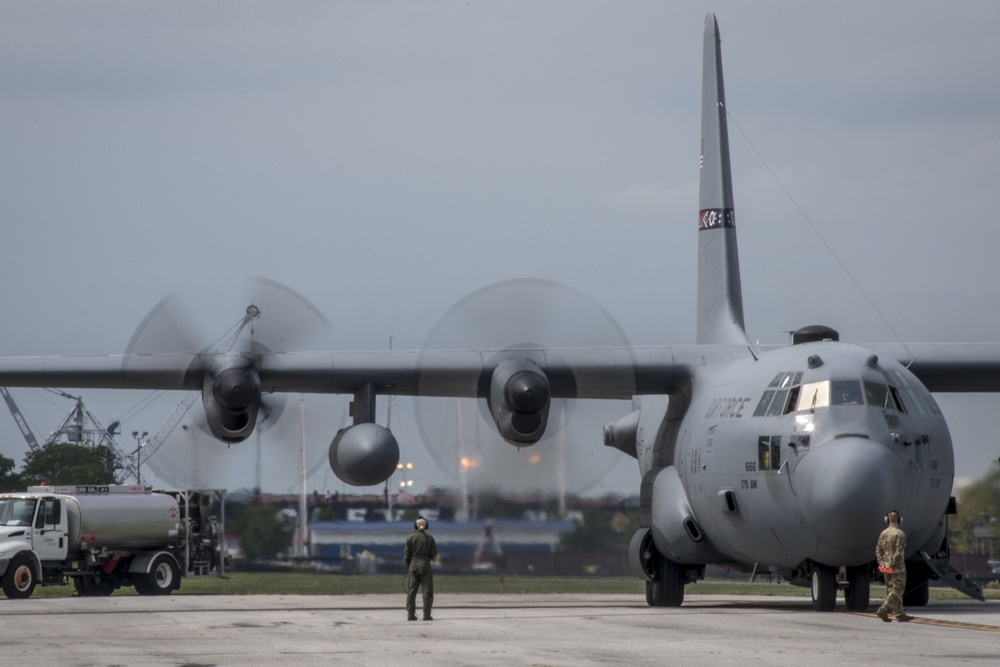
2, 442, 995, 564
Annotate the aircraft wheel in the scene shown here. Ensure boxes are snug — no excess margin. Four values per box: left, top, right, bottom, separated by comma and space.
647, 556, 685, 607
844, 565, 870, 611
2, 554, 37, 599
903, 578, 929, 607
811, 565, 837, 612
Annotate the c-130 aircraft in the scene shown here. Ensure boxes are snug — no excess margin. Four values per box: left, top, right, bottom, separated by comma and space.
0, 14, 992, 611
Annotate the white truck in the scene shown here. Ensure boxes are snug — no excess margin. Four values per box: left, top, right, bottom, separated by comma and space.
0, 484, 225, 598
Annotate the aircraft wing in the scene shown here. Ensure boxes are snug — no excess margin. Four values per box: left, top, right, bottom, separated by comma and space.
0, 344, 753, 477
873, 343, 1000, 392
0, 344, 753, 398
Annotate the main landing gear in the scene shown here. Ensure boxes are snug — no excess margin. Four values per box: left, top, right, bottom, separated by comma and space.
811, 564, 871, 612
645, 554, 686, 607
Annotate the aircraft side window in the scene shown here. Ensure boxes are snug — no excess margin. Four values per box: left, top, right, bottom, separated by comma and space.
915, 435, 930, 469
765, 389, 789, 417
885, 370, 922, 414
830, 381, 863, 406
757, 435, 781, 471
758, 436, 771, 470
768, 373, 785, 388
783, 386, 801, 415
754, 390, 776, 417
897, 383, 926, 415
864, 382, 897, 410
889, 386, 908, 414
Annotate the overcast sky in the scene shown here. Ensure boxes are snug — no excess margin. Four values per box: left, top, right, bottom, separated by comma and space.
1, 2, 999, 496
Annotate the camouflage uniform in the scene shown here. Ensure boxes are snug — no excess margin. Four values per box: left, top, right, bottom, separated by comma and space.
404, 525, 438, 620
876, 524, 907, 620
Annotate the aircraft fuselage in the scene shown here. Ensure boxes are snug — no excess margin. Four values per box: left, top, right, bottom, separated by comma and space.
641, 339, 953, 581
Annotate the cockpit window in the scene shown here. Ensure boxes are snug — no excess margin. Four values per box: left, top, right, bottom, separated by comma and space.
831, 381, 864, 406
864, 382, 904, 411
796, 381, 830, 411
757, 373, 806, 416
864, 382, 888, 409
765, 390, 790, 416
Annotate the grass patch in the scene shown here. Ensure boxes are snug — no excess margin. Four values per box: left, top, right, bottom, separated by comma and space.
30, 573, 1000, 599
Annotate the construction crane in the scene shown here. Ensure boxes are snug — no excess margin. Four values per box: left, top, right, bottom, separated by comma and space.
0, 386, 41, 451
1, 386, 133, 481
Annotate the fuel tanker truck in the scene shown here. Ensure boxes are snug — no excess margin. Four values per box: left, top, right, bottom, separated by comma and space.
0, 484, 225, 598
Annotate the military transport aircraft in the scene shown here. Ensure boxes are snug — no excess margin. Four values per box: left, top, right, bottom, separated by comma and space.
0, 14, 992, 611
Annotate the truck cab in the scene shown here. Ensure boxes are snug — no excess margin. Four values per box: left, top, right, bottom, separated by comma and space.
0, 493, 69, 597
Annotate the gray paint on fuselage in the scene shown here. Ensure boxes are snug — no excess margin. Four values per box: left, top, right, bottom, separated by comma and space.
665, 341, 953, 575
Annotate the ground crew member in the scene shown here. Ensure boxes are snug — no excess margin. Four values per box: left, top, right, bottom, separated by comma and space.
404, 516, 437, 621
876, 510, 912, 622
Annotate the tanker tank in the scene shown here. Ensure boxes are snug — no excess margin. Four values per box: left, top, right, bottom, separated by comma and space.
65, 493, 181, 552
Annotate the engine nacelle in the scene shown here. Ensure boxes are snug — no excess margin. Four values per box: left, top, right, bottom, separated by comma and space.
488, 359, 551, 445
329, 423, 400, 487
201, 360, 261, 444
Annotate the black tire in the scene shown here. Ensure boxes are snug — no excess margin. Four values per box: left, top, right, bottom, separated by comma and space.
2, 554, 37, 599
74, 576, 116, 597
903, 578, 929, 607
134, 554, 178, 596
811, 565, 837, 612
647, 556, 685, 607
844, 565, 870, 611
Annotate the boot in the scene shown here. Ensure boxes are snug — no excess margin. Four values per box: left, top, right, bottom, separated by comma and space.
876, 608, 891, 623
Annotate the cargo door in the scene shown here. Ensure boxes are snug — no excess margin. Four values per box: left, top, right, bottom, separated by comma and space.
33, 497, 68, 561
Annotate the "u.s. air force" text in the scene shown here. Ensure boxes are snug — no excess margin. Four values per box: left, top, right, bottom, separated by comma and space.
704, 397, 752, 419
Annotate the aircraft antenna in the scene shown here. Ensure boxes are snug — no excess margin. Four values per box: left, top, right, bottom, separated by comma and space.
725, 108, 914, 359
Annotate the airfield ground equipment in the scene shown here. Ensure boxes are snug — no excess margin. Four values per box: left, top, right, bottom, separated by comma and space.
0, 484, 224, 599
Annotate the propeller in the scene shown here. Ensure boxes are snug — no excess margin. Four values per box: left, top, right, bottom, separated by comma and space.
414, 278, 638, 500
123, 277, 341, 493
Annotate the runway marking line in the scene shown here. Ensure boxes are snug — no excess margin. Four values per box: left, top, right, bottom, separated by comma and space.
854, 612, 1000, 633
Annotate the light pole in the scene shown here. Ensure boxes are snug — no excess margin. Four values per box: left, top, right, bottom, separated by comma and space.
131, 430, 148, 485
397, 462, 415, 490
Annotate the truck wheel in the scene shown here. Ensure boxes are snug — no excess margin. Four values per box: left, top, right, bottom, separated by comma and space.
135, 555, 178, 595
2, 555, 37, 599
74, 576, 116, 597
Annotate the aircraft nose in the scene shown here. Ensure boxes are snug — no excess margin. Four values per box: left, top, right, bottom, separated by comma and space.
795, 437, 903, 562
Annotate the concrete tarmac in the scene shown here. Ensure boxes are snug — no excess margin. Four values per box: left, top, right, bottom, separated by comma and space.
2, 593, 998, 666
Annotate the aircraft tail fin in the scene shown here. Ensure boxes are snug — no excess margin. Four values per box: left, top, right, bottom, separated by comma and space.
697, 14, 749, 346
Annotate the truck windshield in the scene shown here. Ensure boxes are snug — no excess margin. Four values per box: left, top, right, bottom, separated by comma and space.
0, 498, 37, 527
